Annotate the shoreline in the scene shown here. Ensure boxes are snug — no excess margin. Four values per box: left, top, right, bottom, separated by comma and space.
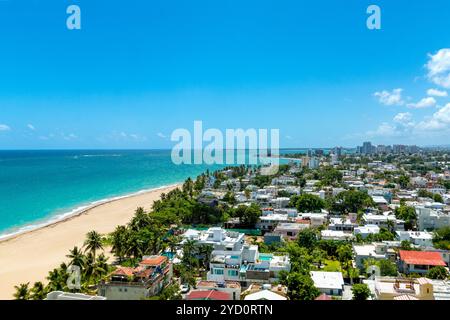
0, 183, 181, 299
0, 183, 182, 243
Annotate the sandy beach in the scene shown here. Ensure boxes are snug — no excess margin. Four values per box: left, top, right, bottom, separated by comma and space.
0, 184, 180, 300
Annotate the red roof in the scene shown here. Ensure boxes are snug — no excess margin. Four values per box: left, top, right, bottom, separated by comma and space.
187, 290, 231, 300
140, 256, 167, 266
399, 250, 446, 266
315, 293, 332, 301
112, 267, 135, 277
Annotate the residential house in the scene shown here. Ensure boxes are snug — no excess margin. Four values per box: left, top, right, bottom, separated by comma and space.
398, 250, 446, 274
396, 231, 434, 247
195, 280, 241, 300
364, 277, 434, 300
353, 243, 387, 270
98, 255, 172, 300
310, 271, 345, 297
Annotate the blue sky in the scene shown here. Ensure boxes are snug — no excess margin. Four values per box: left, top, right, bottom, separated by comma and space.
0, 0, 450, 149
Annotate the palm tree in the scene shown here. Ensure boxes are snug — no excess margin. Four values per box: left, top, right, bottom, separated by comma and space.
84, 230, 104, 260
182, 239, 199, 270
166, 235, 181, 256
91, 253, 109, 281
67, 246, 86, 268
111, 225, 128, 262
83, 252, 96, 279
129, 208, 150, 231
13, 283, 30, 300
30, 281, 47, 300
46, 268, 64, 292
198, 244, 213, 271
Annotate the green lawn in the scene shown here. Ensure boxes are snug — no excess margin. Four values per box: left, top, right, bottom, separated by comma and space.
322, 259, 343, 272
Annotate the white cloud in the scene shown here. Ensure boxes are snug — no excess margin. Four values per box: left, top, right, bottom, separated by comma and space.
416, 103, 450, 131
393, 112, 412, 124
407, 97, 436, 109
0, 124, 11, 131
366, 122, 398, 137
157, 132, 167, 139
427, 88, 448, 97
27, 124, 35, 130
374, 88, 405, 106
285, 135, 293, 140
426, 48, 450, 88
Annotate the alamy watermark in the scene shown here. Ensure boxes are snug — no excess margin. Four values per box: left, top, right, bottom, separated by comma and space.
170, 121, 280, 175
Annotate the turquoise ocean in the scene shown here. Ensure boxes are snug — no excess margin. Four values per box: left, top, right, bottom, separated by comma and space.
0, 150, 226, 239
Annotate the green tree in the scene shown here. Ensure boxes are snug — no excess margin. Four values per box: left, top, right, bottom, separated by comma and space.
351, 283, 371, 300
84, 230, 104, 261
395, 205, 417, 230
397, 175, 410, 189
433, 193, 444, 203
281, 272, 320, 300
158, 283, 182, 300
330, 190, 375, 214
427, 266, 449, 280
67, 246, 86, 268
297, 228, 318, 249
433, 227, 450, 250
13, 283, 30, 300
110, 225, 129, 262
378, 259, 398, 276
240, 203, 261, 226
30, 281, 47, 300
294, 194, 325, 213
400, 240, 413, 250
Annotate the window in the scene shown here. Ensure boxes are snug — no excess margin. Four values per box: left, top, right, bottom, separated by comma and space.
228, 270, 238, 277
214, 268, 224, 275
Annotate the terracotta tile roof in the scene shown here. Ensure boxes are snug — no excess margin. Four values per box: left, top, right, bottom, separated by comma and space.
399, 250, 446, 266
187, 290, 231, 300
140, 256, 167, 266
112, 267, 135, 277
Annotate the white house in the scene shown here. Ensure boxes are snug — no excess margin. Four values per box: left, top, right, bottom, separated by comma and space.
353, 243, 387, 270
354, 225, 380, 238
416, 207, 450, 231
396, 231, 434, 247
310, 271, 345, 296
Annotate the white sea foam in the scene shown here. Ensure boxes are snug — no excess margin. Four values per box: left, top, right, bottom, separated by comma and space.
0, 182, 181, 241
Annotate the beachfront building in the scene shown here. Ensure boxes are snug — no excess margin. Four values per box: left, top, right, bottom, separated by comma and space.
205, 234, 290, 286
182, 227, 245, 251
98, 255, 172, 300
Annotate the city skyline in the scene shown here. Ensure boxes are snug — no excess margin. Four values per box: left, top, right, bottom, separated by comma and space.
1, 0, 450, 149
